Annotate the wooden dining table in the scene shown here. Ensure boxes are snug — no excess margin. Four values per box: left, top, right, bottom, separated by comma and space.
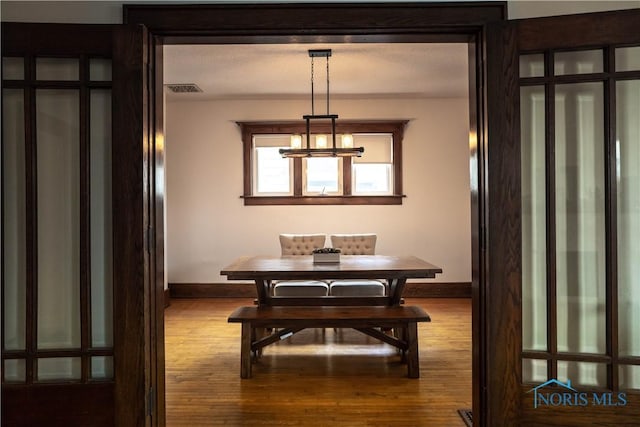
220, 255, 443, 307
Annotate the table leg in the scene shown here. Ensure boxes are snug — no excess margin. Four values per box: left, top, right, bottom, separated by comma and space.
254, 279, 270, 306
240, 322, 252, 379
388, 278, 408, 306
406, 322, 420, 378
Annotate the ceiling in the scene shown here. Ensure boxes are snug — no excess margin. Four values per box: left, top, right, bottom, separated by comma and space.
163, 43, 469, 100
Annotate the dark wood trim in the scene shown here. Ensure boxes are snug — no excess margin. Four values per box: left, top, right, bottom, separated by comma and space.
404, 282, 472, 298
483, 20, 521, 426
79, 53, 91, 384
544, 50, 558, 382
1, 383, 114, 427
241, 195, 405, 206
468, 35, 484, 427
164, 288, 171, 308
520, 386, 640, 427
25, 54, 37, 386
123, 3, 508, 426
516, 9, 640, 52
237, 120, 408, 205
1, 23, 113, 56
170, 283, 257, 299
124, 3, 507, 42
604, 45, 618, 392
112, 25, 148, 427
169, 282, 470, 299
151, 33, 167, 427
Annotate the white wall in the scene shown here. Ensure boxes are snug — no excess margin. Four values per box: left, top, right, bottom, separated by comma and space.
165, 96, 471, 283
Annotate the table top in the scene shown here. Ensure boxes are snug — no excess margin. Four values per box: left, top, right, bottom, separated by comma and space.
220, 255, 442, 281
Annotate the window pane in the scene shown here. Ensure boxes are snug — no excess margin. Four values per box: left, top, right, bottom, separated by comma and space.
521, 86, 547, 351
36, 89, 81, 349
3, 89, 26, 351
90, 58, 112, 81
3, 57, 24, 80
619, 365, 640, 390
617, 80, 640, 357
557, 361, 607, 387
555, 50, 603, 75
353, 163, 391, 194
522, 359, 547, 383
91, 356, 114, 379
305, 157, 339, 194
255, 147, 290, 194
91, 90, 113, 348
555, 82, 606, 355
36, 57, 79, 81
520, 54, 544, 78
37, 357, 81, 381
4, 359, 26, 383
353, 134, 392, 163
615, 46, 640, 72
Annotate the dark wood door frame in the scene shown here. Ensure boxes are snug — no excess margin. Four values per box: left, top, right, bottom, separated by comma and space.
124, 2, 508, 426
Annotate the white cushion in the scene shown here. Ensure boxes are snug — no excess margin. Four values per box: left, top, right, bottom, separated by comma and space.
273, 281, 329, 296
329, 280, 386, 296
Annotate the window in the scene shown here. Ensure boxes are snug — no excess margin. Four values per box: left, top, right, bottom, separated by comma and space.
238, 120, 407, 205
253, 135, 292, 195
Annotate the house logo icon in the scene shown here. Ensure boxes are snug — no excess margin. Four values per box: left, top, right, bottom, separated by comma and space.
527, 379, 577, 409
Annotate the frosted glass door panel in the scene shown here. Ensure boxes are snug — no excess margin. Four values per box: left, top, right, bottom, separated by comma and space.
555, 83, 606, 355
36, 90, 81, 349
4, 359, 26, 383
3, 89, 26, 351
36, 58, 78, 81
619, 365, 640, 390
615, 46, 640, 72
520, 54, 544, 78
90, 58, 112, 81
617, 80, 640, 357
522, 359, 547, 383
90, 90, 113, 347
3, 57, 24, 80
91, 356, 114, 379
557, 361, 607, 387
521, 86, 548, 351
37, 357, 81, 381
555, 50, 603, 75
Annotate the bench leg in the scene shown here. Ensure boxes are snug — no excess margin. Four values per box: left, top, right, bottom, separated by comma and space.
240, 322, 253, 379
405, 322, 420, 378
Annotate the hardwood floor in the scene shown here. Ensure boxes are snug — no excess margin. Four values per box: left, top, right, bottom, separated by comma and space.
165, 298, 471, 426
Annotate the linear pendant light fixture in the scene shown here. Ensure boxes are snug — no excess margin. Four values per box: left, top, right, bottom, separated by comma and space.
279, 49, 364, 158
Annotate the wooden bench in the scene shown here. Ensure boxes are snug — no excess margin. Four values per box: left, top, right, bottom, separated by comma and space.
228, 305, 431, 379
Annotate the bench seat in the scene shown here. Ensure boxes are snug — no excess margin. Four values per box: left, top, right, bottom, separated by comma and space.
228, 305, 431, 379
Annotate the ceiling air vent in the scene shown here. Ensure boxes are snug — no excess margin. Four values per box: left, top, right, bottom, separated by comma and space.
165, 83, 202, 93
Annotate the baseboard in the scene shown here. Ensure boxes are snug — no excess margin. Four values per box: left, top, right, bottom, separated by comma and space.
403, 282, 471, 298
169, 282, 471, 298
164, 288, 171, 308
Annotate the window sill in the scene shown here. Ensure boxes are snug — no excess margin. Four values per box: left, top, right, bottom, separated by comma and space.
241, 195, 405, 206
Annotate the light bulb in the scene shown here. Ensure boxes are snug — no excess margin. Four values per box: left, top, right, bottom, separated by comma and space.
290, 134, 302, 149
341, 134, 353, 148
315, 135, 327, 149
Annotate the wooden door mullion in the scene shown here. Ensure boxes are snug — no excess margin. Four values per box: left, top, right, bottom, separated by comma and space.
604, 45, 619, 392
79, 54, 91, 383
25, 54, 37, 385
544, 50, 559, 382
